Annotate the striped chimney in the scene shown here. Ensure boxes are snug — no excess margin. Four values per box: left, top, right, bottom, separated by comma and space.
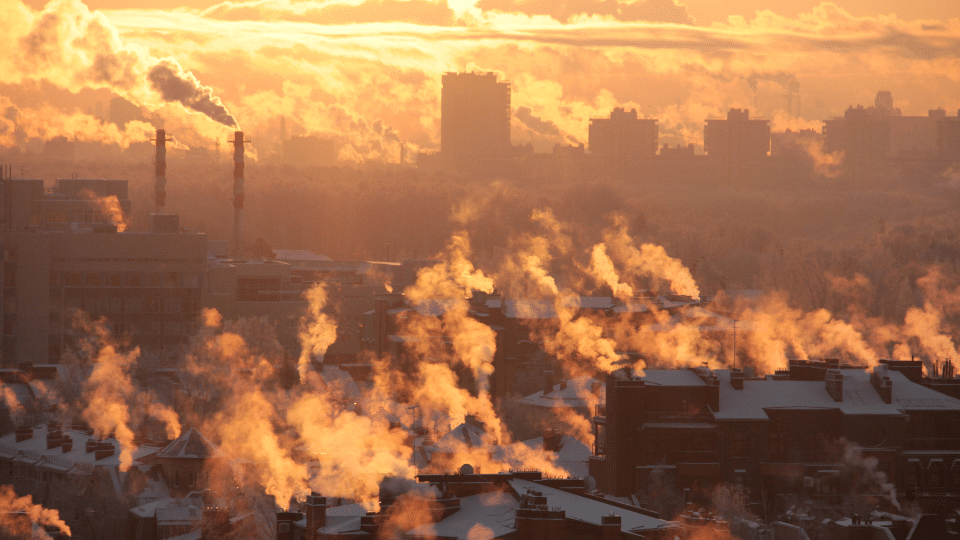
231, 131, 247, 257
153, 129, 171, 209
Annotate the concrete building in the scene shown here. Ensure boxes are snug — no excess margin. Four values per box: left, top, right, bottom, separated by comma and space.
703, 109, 770, 159
588, 108, 658, 160
440, 72, 511, 160
0, 178, 206, 365
589, 359, 960, 517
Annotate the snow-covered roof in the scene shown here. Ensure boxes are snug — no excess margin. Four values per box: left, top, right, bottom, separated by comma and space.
503, 299, 557, 319
273, 249, 332, 262
406, 490, 518, 540
0, 423, 165, 470
508, 478, 672, 532
314, 503, 367, 536
430, 422, 489, 452
520, 435, 591, 479
518, 375, 603, 410
156, 428, 218, 460
408, 298, 460, 317
642, 369, 707, 387
318, 365, 362, 404
711, 368, 960, 420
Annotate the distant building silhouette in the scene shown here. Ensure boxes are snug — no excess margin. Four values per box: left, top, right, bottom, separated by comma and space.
703, 108, 770, 159
939, 110, 960, 161
440, 72, 511, 160
770, 128, 821, 159
588, 107, 657, 160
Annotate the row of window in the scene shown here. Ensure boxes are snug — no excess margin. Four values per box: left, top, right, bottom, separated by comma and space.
50, 271, 201, 289
53, 296, 201, 315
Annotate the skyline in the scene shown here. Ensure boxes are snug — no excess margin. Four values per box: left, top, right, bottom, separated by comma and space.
1, 0, 959, 160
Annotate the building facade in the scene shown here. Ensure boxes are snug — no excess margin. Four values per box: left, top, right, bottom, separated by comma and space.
0, 177, 206, 365
440, 72, 512, 160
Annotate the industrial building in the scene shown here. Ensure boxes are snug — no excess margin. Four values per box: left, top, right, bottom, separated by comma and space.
0, 175, 206, 365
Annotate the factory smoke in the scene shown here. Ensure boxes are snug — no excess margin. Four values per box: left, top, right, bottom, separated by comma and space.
148, 59, 239, 129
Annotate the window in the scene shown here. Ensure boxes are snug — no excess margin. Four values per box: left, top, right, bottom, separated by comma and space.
85, 273, 101, 287
106, 273, 121, 287
125, 273, 141, 287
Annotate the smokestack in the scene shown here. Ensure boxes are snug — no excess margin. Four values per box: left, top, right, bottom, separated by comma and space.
153, 129, 171, 210
230, 131, 248, 257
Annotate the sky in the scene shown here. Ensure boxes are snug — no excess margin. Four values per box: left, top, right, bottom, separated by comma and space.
2, 0, 959, 157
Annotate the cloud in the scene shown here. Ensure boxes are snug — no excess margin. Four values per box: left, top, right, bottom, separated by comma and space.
2, 1, 959, 158
148, 58, 239, 128
475, 0, 694, 24
203, 0, 456, 25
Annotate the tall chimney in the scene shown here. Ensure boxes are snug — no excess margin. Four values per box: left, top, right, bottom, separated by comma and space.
231, 131, 246, 257
153, 129, 171, 210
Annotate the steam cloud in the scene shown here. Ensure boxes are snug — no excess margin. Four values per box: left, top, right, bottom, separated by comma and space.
0, 485, 71, 538
148, 59, 239, 129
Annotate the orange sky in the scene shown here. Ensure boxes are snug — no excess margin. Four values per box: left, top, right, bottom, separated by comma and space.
3, 0, 959, 157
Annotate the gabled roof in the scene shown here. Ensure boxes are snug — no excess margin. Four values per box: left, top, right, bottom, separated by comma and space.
156, 428, 218, 460
430, 422, 488, 452
518, 375, 603, 409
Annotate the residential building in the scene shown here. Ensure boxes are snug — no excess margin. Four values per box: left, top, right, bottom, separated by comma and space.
440, 72, 512, 160
589, 359, 960, 517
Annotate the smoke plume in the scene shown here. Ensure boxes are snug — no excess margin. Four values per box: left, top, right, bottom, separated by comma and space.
0, 485, 71, 538
148, 59, 239, 129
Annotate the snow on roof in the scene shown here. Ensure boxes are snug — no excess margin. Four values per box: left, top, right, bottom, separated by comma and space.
408, 298, 460, 317
503, 299, 557, 319
518, 375, 603, 410
507, 478, 672, 532
713, 369, 923, 420
520, 435, 590, 478
612, 299, 651, 314
566, 297, 613, 309
502, 297, 614, 319
315, 503, 367, 536
642, 369, 706, 387
319, 365, 362, 403
430, 422, 488, 452
155, 500, 203, 525
887, 370, 960, 410
0, 424, 165, 470
406, 490, 518, 540
156, 428, 218, 460
273, 249, 332, 262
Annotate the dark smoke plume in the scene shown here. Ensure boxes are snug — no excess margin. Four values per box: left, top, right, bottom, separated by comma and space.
148, 58, 238, 128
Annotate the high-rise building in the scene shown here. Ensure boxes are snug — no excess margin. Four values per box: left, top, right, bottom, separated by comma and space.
588, 108, 658, 160
939, 110, 960, 161
440, 72, 511, 159
703, 108, 770, 159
